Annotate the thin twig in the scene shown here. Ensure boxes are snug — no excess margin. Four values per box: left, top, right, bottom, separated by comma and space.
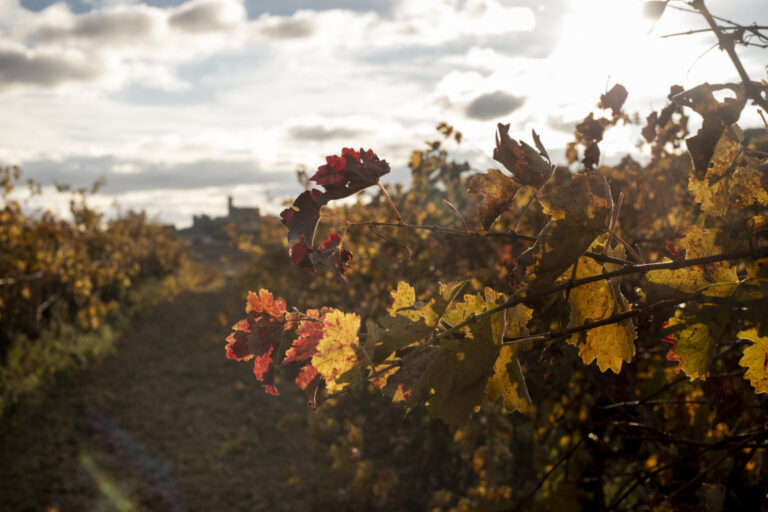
441, 199, 470, 235
0, 270, 44, 286
692, 0, 768, 111
433, 247, 768, 344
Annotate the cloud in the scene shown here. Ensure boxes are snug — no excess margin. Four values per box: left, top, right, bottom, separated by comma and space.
257, 13, 315, 39
169, 0, 245, 33
546, 115, 577, 134
19, 154, 295, 194
287, 124, 367, 141
0, 44, 102, 90
465, 91, 524, 120
29, 6, 159, 44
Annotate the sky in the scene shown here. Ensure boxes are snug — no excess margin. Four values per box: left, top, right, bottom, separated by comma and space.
1, 0, 765, 227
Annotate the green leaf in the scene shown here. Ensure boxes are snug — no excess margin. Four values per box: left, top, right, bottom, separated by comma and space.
661, 305, 730, 381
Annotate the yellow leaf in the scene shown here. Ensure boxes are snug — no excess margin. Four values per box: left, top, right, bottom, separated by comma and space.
387, 281, 416, 317
738, 328, 768, 394
663, 306, 729, 380
485, 304, 533, 413
566, 246, 636, 373
646, 225, 740, 298
311, 310, 361, 394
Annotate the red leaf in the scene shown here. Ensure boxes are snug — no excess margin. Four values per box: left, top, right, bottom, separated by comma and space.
227, 289, 288, 395
280, 148, 389, 278
283, 309, 328, 363
280, 189, 323, 247
290, 240, 315, 274
295, 365, 321, 409
246, 289, 287, 318
246, 318, 285, 394
310, 148, 390, 200
296, 364, 319, 389
225, 330, 252, 361
311, 233, 353, 285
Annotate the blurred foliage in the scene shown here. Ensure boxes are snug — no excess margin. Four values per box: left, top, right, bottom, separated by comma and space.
0, 170, 183, 416
231, 74, 768, 509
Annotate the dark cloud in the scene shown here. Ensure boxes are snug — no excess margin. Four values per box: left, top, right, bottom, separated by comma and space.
258, 16, 315, 39
546, 115, 577, 134
20, 0, 395, 19
243, 0, 394, 18
288, 125, 366, 141
19, 155, 294, 194
169, 1, 241, 33
465, 91, 524, 120
0, 47, 101, 90
29, 9, 157, 44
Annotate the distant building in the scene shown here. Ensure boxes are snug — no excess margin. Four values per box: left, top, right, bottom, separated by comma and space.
181, 195, 260, 242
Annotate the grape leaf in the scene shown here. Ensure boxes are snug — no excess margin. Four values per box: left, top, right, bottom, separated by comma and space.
661, 305, 730, 380
493, 123, 553, 188
583, 142, 600, 170
484, 304, 534, 413
642, 111, 659, 143
309, 148, 390, 200
226, 289, 288, 395
420, 290, 507, 427
687, 124, 768, 216
280, 148, 390, 278
515, 167, 613, 290
283, 308, 328, 364
646, 225, 741, 297
674, 83, 746, 179
295, 365, 322, 409
576, 113, 607, 143
311, 310, 361, 394
280, 189, 324, 248
467, 168, 522, 231
565, 244, 636, 373
371, 281, 465, 362
311, 233, 353, 285
599, 83, 628, 116
738, 328, 768, 394
371, 286, 516, 427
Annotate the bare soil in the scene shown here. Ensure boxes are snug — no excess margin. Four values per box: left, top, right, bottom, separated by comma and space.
0, 244, 316, 512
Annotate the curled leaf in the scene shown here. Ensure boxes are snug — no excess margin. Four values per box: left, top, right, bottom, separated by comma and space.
467, 168, 522, 231
493, 123, 553, 187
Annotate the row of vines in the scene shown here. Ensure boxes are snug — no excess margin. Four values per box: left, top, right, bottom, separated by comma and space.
225, 2, 768, 507
0, 167, 183, 416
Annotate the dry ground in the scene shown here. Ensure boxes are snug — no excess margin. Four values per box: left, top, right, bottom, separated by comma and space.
0, 244, 317, 511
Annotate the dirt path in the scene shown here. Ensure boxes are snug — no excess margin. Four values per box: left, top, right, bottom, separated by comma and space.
0, 246, 315, 512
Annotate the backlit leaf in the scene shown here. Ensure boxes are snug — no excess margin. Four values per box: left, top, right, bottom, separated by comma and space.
311, 310, 361, 394
515, 167, 612, 290
661, 306, 730, 380
485, 304, 534, 413
566, 242, 636, 373
493, 123, 553, 188
738, 328, 768, 394
646, 225, 740, 297
467, 168, 522, 231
